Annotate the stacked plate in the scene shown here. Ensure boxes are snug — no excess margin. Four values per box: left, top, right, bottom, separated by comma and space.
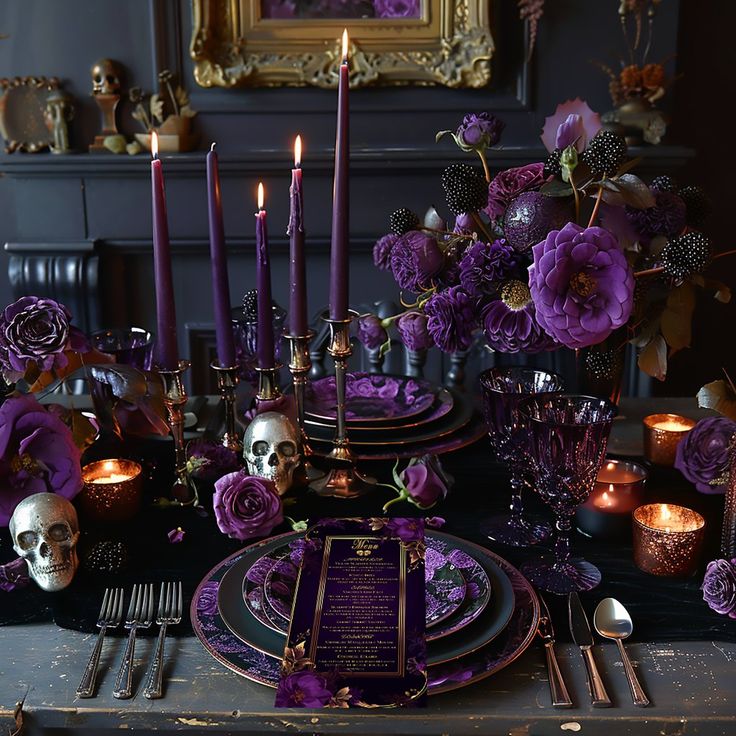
303, 373, 486, 460
191, 531, 540, 695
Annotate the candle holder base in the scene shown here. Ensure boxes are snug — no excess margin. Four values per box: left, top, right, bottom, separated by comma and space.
254, 364, 282, 402
211, 362, 243, 454
310, 464, 376, 499
285, 330, 314, 452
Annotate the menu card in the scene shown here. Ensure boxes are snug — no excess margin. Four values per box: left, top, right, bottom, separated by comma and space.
275, 518, 427, 708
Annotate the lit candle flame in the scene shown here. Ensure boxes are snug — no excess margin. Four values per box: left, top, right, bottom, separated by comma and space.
342, 29, 349, 61
104, 460, 116, 473
609, 483, 615, 493
294, 135, 302, 167
601, 491, 611, 506
257, 182, 265, 210
151, 130, 159, 158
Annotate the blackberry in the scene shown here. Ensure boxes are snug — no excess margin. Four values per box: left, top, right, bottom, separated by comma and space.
581, 131, 627, 177
389, 208, 420, 236
544, 148, 563, 178
84, 540, 129, 574
441, 163, 487, 216
662, 231, 712, 279
678, 185, 711, 227
650, 175, 678, 193
242, 289, 258, 320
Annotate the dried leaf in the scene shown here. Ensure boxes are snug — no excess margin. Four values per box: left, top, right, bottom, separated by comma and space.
697, 380, 736, 421
614, 174, 656, 209
179, 105, 197, 118
638, 334, 667, 381
174, 86, 190, 108
540, 180, 573, 197
660, 282, 696, 353
150, 93, 164, 123
518, 0, 545, 60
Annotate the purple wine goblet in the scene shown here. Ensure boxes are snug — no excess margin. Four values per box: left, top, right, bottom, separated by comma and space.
479, 367, 563, 547
91, 327, 153, 370
518, 393, 617, 593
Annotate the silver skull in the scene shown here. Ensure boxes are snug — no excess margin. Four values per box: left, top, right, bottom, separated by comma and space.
10, 493, 80, 592
91, 58, 122, 96
243, 412, 301, 495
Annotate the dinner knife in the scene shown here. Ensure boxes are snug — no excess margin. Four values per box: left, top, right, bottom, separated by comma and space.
568, 592, 612, 707
538, 595, 573, 707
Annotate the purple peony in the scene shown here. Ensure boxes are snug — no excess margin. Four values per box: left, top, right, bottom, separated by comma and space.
456, 112, 505, 149
0, 394, 82, 527
197, 581, 219, 616
423, 286, 476, 353
400, 455, 452, 508
541, 99, 602, 153
675, 417, 736, 494
390, 231, 444, 293
213, 471, 283, 541
186, 439, 240, 483
373, 233, 398, 271
485, 163, 546, 220
0, 296, 88, 380
702, 559, 736, 618
528, 222, 635, 349
481, 280, 558, 354
275, 671, 333, 708
374, 0, 420, 17
458, 239, 518, 296
396, 311, 433, 352
625, 191, 686, 243
355, 314, 388, 351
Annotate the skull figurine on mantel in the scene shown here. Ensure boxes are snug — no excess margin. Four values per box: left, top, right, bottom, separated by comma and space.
243, 412, 301, 496
91, 58, 122, 97
9, 493, 80, 592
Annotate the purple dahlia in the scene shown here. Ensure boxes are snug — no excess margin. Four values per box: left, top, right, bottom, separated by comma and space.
459, 239, 518, 296
675, 416, 736, 494
423, 286, 476, 353
484, 163, 546, 220
373, 233, 398, 271
390, 231, 444, 293
626, 191, 687, 243
528, 223, 635, 349
482, 280, 558, 354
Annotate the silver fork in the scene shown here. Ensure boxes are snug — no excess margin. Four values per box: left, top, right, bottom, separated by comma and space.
113, 583, 155, 699
76, 587, 124, 698
143, 581, 183, 699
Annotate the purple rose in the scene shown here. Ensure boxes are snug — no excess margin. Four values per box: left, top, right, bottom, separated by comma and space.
373, 233, 398, 271
456, 112, 505, 149
0, 557, 30, 592
275, 671, 333, 708
186, 439, 240, 483
0, 296, 87, 380
0, 394, 82, 526
390, 231, 444, 293
355, 314, 388, 351
396, 311, 433, 352
374, 0, 420, 17
459, 239, 518, 296
702, 559, 736, 618
484, 163, 546, 220
197, 581, 219, 617
400, 455, 452, 508
213, 471, 284, 541
528, 223, 635, 349
675, 417, 736, 494
423, 286, 476, 353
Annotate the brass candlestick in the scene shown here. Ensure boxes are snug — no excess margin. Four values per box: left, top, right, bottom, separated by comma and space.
157, 360, 195, 504
285, 330, 314, 448
211, 362, 242, 453
311, 313, 376, 499
254, 364, 282, 402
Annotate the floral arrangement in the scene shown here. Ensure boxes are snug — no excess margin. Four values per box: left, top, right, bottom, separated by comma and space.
365, 100, 727, 385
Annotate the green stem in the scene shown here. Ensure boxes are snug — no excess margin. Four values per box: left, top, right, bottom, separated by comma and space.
477, 149, 491, 183
382, 490, 410, 513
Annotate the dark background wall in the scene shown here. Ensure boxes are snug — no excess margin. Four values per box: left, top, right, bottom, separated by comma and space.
0, 0, 732, 394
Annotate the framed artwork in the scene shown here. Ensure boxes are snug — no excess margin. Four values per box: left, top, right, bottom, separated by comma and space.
189, 0, 494, 89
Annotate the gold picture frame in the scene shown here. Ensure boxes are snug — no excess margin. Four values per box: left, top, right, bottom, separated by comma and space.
189, 0, 494, 89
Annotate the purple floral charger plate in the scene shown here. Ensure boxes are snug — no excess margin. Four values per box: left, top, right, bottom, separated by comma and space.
304, 372, 436, 424
191, 532, 539, 695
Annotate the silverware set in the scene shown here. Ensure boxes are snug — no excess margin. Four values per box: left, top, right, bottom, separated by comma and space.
539, 593, 649, 708
77, 582, 182, 700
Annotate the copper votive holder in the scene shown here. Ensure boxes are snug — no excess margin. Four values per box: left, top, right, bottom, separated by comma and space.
633, 503, 706, 577
80, 459, 143, 522
642, 413, 697, 466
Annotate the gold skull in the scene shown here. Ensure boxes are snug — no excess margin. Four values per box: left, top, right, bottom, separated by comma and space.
91, 58, 122, 96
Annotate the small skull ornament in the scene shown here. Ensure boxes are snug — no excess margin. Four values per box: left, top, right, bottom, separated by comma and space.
243, 412, 301, 495
9, 493, 80, 592
91, 58, 122, 96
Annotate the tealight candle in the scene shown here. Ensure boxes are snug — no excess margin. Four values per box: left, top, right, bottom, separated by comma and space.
643, 413, 696, 466
633, 503, 706, 577
576, 459, 648, 538
80, 459, 143, 522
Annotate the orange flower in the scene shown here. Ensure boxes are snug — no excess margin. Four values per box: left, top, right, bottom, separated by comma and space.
620, 64, 642, 90
641, 63, 665, 90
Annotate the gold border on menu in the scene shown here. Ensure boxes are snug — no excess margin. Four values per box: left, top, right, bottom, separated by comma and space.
189, 0, 493, 89
309, 535, 406, 677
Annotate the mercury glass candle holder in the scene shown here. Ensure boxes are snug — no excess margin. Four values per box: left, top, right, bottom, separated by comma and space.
80, 459, 143, 522
633, 503, 706, 577
643, 413, 697, 466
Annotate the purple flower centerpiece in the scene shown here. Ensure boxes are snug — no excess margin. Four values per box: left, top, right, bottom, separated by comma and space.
702, 558, 736, 618
390, 231, 444, 293
675, 417, 736, 494
529, 223, 635, 349
485, 163, 546, 220
458, 239, 518, 297
0, 394, 82, 526
213, 471, 284, 541
423, 286, 476, 353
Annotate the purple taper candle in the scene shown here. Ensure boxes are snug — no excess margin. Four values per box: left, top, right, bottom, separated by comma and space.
206, 142, 236, 367
255, 182, 275, 369
328, 29, 350, 321
288, 135, 308, 336
150, 132, 179, 370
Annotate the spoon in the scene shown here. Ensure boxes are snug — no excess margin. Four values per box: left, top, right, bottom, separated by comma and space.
593, 598, 649, 707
